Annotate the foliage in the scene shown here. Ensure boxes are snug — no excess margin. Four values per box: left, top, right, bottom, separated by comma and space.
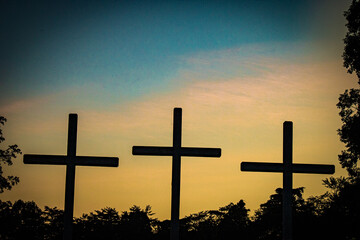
252, 188, 283, 239
0, 116, 22, 193
337, 89, 360, 176
0, 185, 359, 240
43, 206, 64, 240
343, 0, 360, 79
314, 2, 360, 238
75, 207, 121, 240
217, 200, 251, 239
336, 0, 360, 177
118, 205, 155, 240
250, 187, 340, 240
320, 177, 360, 239
181, 210, 222, 240
0, 200, 45, 240
178, 200, 251, 240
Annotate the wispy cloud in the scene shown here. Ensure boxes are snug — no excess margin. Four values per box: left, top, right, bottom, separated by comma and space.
76, 48, 356, 136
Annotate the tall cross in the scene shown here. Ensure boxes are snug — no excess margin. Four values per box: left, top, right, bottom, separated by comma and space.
23, 114, 119, 240
241, 121, 335, 240
132, 108, 221, 240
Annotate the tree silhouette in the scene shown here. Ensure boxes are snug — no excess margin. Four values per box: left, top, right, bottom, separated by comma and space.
337, 89, 360, 176
180, 210, 222, 240
217, 200, 251, 239
43, 206, 64, 240
337, 0, 360, 177
0, 200, 45, 239
251, 187, 325, 240
252, 188, 283, 239
343, 0, 360, 79
75, 207, 121, 240
0, 116, 22, 193
1, 188, 358, 239
119, 205, 155, 240
314, 1, 360, 237
153, 219, 170, 240
0, 200, 13, 239
319, 177, 360, 239
164, 200, 251, 240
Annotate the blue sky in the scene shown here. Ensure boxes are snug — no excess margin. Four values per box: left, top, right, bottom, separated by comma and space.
1, 0, 318, 103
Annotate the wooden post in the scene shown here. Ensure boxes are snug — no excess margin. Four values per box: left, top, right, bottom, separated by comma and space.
241, 121, 335, 240
63, 114, 77, 240
171, 108, 182, 240
24, 114, 119, 240
133, 108, 221, 240
283, 121, 292, 240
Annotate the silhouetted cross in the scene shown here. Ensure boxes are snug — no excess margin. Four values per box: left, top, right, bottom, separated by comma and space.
23, 114, 119, 240
133, 108, 221, 240
241, 121, 335, 240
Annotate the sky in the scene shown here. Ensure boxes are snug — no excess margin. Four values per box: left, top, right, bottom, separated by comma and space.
0, 0, 358, 220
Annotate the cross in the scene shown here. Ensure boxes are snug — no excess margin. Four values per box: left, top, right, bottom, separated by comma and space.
23, 114, 119, 240
241, 121, 335, 240
132, 108, 221, 240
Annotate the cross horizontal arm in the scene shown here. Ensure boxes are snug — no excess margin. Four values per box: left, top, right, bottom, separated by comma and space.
180, 147, 221, 157
75, 156, 119, 167
132, 146, 222, 157
133, 146, 173, 156
24, 154, 119, 167
24, 154, 67, 165
241, 162, 283, 172
241, 162, 335, 174
292, 164, 335, 174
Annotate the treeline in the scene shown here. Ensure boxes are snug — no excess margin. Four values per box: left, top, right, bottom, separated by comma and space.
1, 176, 360, 240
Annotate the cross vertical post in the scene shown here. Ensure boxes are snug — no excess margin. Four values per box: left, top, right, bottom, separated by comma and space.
132, 108, 221, 240
240, 121, 335, 240
23, 114, 119, 240
171, 108, 182, 240
283, 121, 293, 240
63, 114, 77, 240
